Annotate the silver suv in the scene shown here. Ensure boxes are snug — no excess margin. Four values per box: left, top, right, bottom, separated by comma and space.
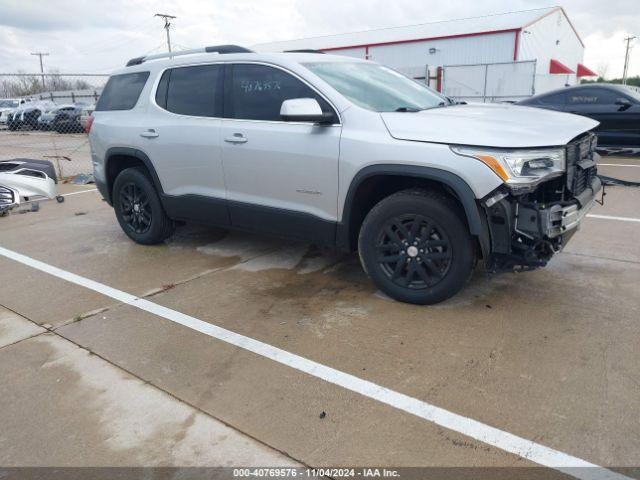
89, 45, 602, 304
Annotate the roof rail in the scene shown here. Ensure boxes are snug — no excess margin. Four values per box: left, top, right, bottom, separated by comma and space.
125, 45, 254, 67
204, 45, 253, 54
284, 49, 326, 54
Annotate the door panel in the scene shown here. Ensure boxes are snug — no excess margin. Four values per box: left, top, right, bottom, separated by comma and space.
221, 63, 342, 238
221, 119, 341, 220
143, 64, 227, 202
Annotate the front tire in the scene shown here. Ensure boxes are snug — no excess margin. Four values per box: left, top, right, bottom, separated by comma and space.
358, 189, 475, 305
113, 167, 175, 245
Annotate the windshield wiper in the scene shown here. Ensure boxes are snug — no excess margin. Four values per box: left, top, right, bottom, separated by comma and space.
394, 107, 421, 112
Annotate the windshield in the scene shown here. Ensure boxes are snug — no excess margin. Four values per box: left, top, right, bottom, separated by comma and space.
304, 62, 445, 112
0, 100, 18, 108
620, 86, 640, 103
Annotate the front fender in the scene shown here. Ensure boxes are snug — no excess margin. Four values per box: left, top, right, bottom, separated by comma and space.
337, 164, 491, 255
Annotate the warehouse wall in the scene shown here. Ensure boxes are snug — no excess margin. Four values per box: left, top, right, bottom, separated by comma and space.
324, 31, 517, 75
518, 9, 584, 93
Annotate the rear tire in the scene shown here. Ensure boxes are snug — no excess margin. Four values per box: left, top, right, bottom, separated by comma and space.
358, 189, 475, 305
113, 167, 175, 245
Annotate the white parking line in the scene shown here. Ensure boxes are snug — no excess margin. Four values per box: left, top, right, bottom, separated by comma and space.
598, 163, 640, 168
61, 188, 98, 197
587, 214, 640, 223
0, 245, 630, 480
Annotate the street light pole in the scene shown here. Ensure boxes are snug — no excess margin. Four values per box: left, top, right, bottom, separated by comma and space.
622, 36, 636, 85
155, 13, 176, 53
30, 52, 49, 90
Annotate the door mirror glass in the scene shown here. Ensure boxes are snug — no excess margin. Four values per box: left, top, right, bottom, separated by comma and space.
280, 98, 330, 123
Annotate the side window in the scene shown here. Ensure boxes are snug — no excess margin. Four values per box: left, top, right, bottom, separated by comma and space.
95, 72, 150, 111
537, 92, 567, 105
158, 64, 223, 117
228, 64, 336, 122
155, 70, 169, 109
567, 89, 618, 105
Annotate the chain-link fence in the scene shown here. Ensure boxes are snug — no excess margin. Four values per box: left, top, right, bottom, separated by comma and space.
0, 73, 108, 179
442, 61, 537, 103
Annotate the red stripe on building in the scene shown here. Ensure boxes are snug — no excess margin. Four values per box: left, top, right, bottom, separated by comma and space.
319, 28, 521, 52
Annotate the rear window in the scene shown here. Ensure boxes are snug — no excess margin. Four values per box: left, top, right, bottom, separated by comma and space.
95, 72, 150, 111
155, 64, 223, 117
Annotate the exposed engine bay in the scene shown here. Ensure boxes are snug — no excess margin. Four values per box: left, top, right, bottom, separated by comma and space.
483, 133, 603, 272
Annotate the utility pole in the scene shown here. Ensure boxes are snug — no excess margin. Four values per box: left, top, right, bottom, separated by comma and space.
155, 13, 176, 53
30, 52, 49, 90
622, 35, 636, 85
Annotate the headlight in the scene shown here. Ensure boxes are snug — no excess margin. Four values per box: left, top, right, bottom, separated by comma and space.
451, 146, 565, 188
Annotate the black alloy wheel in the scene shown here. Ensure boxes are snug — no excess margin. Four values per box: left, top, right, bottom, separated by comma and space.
112, 167, 175, 244
376, 214, 452, 289
119, 182, 153, 235
358, 189, 475, 305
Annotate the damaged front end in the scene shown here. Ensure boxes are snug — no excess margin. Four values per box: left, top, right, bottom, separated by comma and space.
0, 158, 59, 204
0, 185, 20, 215
457, 133, 602, 272
485, 133, 601, 271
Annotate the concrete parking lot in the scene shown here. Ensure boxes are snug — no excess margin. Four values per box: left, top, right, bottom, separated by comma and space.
0, 156, 638, 479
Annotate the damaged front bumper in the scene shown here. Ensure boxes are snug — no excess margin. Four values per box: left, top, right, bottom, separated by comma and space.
483, 174, 602, 273
0, 185, 20, 213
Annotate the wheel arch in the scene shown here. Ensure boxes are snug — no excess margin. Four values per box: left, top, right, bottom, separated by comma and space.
103, 147, 164, 205
337, 164, 490, 255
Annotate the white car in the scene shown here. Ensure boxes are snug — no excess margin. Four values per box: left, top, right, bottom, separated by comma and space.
89, 45, 601, 304
0, 99, 20, 125
6, 100, 56, 130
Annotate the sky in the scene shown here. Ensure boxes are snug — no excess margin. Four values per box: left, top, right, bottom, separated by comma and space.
0, 0, 638, 79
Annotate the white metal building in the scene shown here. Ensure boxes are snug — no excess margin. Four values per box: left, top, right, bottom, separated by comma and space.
255, 7, 596, 102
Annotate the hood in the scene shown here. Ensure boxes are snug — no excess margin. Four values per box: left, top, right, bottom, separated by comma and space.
381, 103, 599, 148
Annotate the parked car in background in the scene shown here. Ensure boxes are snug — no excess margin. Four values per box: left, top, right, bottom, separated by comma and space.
0, 99, 20, 125
37, 104, 77, 131
517, 84, 640, 152
52, 106, 86, 134
6, 101, 56, 131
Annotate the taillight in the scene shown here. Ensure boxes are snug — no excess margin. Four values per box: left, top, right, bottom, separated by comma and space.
85, 115, 94, 133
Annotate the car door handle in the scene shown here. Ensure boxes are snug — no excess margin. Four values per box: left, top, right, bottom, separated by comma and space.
140, 129, 159, 138
224, 133, 247, 144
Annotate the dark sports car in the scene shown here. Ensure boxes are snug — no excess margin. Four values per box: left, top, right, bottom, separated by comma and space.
517, 84, 640, 152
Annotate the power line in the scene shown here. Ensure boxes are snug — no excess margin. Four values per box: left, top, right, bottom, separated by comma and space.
622, 36, 636, 84
30, 52, 49, 89
154, 13, 176, 53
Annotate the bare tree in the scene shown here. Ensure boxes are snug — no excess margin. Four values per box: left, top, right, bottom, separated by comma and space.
0, 70, 95, 97
596, 62, 609, 80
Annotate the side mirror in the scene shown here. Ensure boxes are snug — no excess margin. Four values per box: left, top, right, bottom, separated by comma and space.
280, 98, 333, 123
615, 98, 632, 108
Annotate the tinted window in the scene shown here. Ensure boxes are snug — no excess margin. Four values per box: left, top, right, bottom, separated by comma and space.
567, 88, 619, 105
229, 64, 336, 122
537, 92, 568, 105
162, 64, 223, 117
95, 72, 149, 111
155, 70, 169, 109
